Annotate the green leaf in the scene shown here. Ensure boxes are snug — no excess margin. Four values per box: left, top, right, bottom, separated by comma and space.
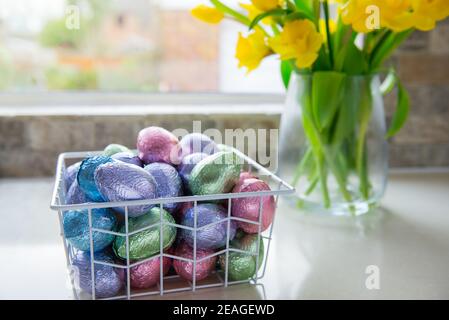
336, 41, 368, 75
370, 29, 412, 70
280, 60, 293, 89
311, 71, 346, 131
293, 0, 315, 21
249, 8, 285, 30
387, 80, 410, 137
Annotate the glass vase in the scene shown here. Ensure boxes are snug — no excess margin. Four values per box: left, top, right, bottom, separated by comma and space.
278, 73, 388, 216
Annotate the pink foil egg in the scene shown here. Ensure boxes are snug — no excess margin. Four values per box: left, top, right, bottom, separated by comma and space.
130, 255, 172, 289
137, 126, 180, 165
173, 242, 216, 282
231, 178, 276, 233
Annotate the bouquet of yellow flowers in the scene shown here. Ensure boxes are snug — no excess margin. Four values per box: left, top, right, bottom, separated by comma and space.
192, 1, 449, 214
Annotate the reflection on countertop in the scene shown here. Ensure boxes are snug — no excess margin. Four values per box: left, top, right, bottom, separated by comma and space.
0, 170, 448, 299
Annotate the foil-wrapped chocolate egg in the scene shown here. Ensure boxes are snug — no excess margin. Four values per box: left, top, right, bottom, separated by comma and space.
64, 161, 81, 191
66, 180, 89, 204
103, 143, 130, 156
111, 152, 143, 167
137, 126, 180, 165
130, 255, 172, 289
219, 232, 264, 281
173, 242, 216, 282
231, 178, 276, 233
174, 201, 194, 224
113, 207, 177, 260
188, 152, 241, 195
181, 203, 236, 250
63, 208, 116, 252
72, 250, 124, 298
178, 152, 208, 188
144, 162, 183, 214
77, 156, 113, 202
94, 161, 158, 217
178, 133, 218, 159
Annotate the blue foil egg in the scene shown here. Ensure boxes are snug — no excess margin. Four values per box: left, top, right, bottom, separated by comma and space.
64, 161, 81, 191
66, 180, 89, 204
111, 152, 143, 167
63, 208, 116, 252
181, 203, 236, 250
94, 161, 158, 217
72, 250, 124, 298
144, 162, 183, 213
178, 133, 219, 159
178, 152, 208, 187
77, 156, 113, 202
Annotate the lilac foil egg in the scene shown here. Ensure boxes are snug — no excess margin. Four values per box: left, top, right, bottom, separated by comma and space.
137, 126, 180, 165
94, 161, 158, 217
111, 152, 143, 167
130, 255, 172, 289
178, 152, 208, 187
63, 208, 116, 252
66, 180, 89, 204
181, 203, 236, 250
64, 162, 81, 192
173, 242, 216, 282
178, 133, 218, 160
231, 178, 276, 233
144, 162, 183, 213
72, 251, 124, 298
77, 156, 113, 202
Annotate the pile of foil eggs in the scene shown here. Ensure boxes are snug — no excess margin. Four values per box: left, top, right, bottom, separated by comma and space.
62, 126, 275, 298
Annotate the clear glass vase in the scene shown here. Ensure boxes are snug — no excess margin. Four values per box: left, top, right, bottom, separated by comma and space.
278, 73, 388, 216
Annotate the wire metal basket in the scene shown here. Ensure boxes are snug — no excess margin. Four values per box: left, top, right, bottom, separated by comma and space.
50, 150, 294, 300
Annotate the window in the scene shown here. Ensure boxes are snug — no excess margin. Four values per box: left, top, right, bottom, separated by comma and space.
0, 0, 284, 94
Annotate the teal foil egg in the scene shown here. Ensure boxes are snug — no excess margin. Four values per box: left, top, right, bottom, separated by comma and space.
188, 152, 241, 195
113, 207, 176, 260
219, 231, 264, 281
103, 144, 130, 156
63, 208, 116, 252
77, 156, 113, 202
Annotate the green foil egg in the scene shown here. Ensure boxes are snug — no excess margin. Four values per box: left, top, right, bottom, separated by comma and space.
188, 151, 241, 195
103, 144, 130, 156
113, 207, 176, 260
219, 231, 264, 281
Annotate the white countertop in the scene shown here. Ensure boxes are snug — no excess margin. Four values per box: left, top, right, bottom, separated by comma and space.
1, 170, 448, 300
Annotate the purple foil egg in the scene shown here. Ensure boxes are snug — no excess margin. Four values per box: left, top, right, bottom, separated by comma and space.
111, 152, 143, 167
66, 180, 89, 204
178, 152, 208, 187
130, 255, 172, 289
64, 162, 81, 191
178, 133, 218, 160
144, 162, 183, 213
137, 126, 180, 165
94, 161, 158, 217
173, 242, 216, 282
181, 203, 236, 250
72, 251, 124, 298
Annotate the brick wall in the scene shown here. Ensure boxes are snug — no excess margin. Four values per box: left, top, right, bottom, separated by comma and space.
389, 20, 449, 167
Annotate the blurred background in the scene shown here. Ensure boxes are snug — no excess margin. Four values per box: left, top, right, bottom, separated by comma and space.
0, 0, 448, 177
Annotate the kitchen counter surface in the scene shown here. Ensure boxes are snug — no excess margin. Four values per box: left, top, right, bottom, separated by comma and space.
1, 170, 448, 299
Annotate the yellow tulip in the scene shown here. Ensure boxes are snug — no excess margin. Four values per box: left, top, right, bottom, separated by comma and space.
240, 3, 273, 25
191, 5, 224, 24
412, 0, 449, 31
236, 29, 272, 73
268, 20, 323, 69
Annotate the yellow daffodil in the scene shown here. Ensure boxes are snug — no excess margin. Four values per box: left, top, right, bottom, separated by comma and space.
268, 19, 323, 69
236, 29, 272, 73
340, 0, 414, 33
319, 18, 337, 42
411, 0, 449, 31
252, 0, 283, 12
191, 5, 224, 24
240, 3, 273, 25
